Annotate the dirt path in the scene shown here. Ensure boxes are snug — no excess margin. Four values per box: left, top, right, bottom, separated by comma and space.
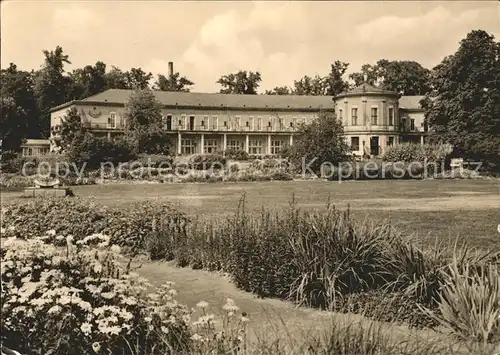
136, 261, 476, 353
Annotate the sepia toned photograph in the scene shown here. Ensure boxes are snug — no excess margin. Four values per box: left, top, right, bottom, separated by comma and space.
1, 1, 499, 354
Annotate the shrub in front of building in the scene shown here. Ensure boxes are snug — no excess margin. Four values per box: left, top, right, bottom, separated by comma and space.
188, 153, 227, 170
223, 149, 249, 161
382, 143, 453, 174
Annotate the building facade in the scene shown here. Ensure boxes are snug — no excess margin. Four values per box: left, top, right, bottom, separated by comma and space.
333, 82, 427, 157
47, 83, 426, 157
20, 139, 51, 157
49, 90, 333, 156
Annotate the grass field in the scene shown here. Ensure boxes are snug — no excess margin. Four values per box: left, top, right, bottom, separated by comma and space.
3, 179, 498, 249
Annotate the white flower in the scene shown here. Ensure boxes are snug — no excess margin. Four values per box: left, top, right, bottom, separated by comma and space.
196, 301, 208, 309
110, 245, 121, 254
241, 316, 250, 323
101, 292, 115, 299
46, 229, 56, 236
92, 342, 101, 353
48, 305, 61, 314
191, 333, 203, 341
81, 322, 92, 335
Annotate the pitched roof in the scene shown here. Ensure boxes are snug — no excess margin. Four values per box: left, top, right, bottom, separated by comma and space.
399, 95, 425, 110
80, 89, 334, 110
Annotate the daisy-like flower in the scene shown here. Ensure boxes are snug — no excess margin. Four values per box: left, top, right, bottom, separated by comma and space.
196, 301, 208, 309
101, 292, 115, 299
191, 333, 203, 342
48, 305, 61, 314
81, 322, 92, 336
222, 298, 239, 312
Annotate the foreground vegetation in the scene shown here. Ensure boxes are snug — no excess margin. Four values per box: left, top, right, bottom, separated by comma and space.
2, 196, 499, 354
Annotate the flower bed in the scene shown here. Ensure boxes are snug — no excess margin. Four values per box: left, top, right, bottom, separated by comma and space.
1, 198, 189, 255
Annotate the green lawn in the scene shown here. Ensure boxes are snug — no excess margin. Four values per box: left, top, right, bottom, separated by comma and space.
3, 179, 499, 249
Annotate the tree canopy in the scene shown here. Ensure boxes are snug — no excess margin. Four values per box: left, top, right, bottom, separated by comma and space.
423, 29, 500, 171
283, 111, 350, 175
123, 89, 171, 154
217, 71, 262, 94
349, 60, 431, 95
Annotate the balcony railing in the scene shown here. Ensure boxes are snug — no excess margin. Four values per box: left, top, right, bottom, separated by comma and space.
83, 122, 124, 130
166, 125, 297, 133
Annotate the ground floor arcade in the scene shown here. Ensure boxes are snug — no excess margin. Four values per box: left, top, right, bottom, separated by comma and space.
170, 132, 294, 155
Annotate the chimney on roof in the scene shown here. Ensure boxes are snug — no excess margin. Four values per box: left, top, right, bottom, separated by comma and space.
168, 62, 174, 77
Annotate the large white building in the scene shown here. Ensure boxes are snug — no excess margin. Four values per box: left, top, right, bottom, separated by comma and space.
25, 79, 427, 157
333, 82, 427, 156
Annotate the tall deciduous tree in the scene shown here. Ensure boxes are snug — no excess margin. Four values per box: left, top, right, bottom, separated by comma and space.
284, 111, 350, 174
0, 63, 40, 149
292, 75, 328, 96
105, 66, 130, 89
0, 96, 27, 151
217, 71, 262, 94
349, 64, 378, 86
264, 86, 291, 95
349, 60, 431, 95
153, 70, 194, 92
123, 90, 170, 154
125, 68, 153, 90
33, 46, 73, 137
55, 107, 87, 151
69, 61, 107, 99
375, 60, 431, 95
325, 61, 350, 96
423, 30, 500, 171
290, 61, 349, 96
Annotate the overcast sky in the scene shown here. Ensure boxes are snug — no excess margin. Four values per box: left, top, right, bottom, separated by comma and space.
2, 1, 499, 93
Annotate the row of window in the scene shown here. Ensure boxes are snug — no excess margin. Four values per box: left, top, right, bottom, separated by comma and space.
105, 112, 312, 131
107, 111, 419, 132
167, 114, 310, 132
22, 147, 50, 157
180, 138, 285, 155
338, 107, 396, 126
349, 136, 396, 151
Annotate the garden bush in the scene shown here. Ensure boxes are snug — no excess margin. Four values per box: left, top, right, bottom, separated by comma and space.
223, 149, 249, 161
0, 173, 36, 191
189, 154, 227, 170
66, 133, 136, 170
1, 198, 189, 255
421, 259, 500, 344
270, 171, 293, 181
131, 154, 174, 168
382, 143, 453, 175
